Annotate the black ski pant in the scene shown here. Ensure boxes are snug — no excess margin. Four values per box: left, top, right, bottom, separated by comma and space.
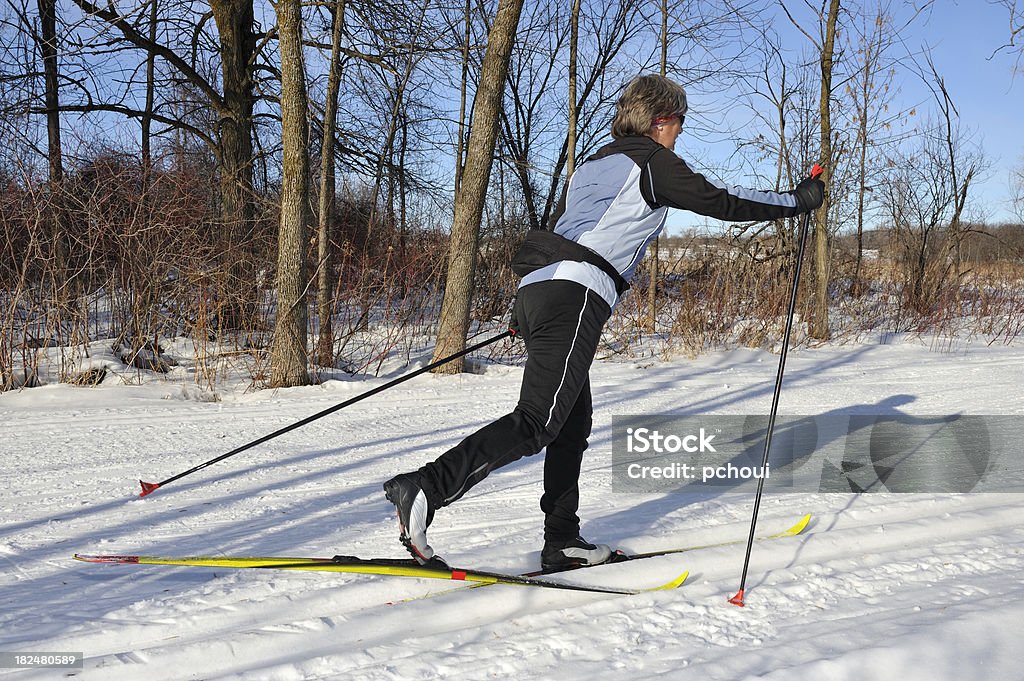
416, 280, 611, 543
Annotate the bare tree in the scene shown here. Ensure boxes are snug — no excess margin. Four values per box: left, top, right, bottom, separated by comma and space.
781, 0, 841, 340
208, 0, 259, 327
269, 0, 310, 388
847, 2, 912, 295
32, 0, 75, 352
365, 0, 433, 236
141, 0, 159, 177
924, 55, 979, 277
814, 0, 840, 340
882, 57, 984, 315
315, 0, 347, 367
454, 0, 472, 196
69, 0, 260, 326
36, 0, 61, 185
495, 0, 571, 232
498, 0, 643, 233
432, 0, 525, 374
566, 0, 582, 179
645, 0, 669, 334
726, 22, 803, 262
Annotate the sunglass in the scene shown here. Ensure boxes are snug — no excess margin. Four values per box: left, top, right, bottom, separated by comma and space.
652, 111, 685, 127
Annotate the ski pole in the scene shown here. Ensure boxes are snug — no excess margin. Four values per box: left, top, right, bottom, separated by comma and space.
729, 165, 822, 607
138, 329, 514, 497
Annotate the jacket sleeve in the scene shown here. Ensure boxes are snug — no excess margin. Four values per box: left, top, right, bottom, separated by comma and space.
642, 148, 801, 221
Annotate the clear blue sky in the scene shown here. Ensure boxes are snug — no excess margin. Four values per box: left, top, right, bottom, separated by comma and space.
914, 1, 1022, 223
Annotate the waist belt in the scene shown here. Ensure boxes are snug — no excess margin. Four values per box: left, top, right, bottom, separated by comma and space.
510, 230, 629, 295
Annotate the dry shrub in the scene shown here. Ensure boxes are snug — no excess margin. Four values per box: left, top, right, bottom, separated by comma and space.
4, 151, 1021, 394
0, 149, 456, 393
606, 229, 1024, 360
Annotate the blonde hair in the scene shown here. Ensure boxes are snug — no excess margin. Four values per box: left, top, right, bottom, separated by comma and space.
611, 74, 688, 139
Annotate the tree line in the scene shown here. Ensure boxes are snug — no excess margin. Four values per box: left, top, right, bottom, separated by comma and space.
1, 0, 1022, 391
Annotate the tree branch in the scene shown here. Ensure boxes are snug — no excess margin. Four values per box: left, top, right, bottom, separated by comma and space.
70, 0, 225, 111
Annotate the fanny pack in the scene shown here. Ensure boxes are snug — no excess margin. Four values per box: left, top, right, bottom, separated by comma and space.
511, 230, 629, 295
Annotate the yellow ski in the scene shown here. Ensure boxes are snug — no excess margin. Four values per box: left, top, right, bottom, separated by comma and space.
627, 513, 811, 561
73, 553, 687, 595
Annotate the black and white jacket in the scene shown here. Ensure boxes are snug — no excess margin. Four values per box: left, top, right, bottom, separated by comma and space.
519, 135, 803, 308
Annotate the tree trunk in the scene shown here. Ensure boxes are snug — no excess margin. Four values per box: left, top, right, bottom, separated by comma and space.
811, 0, 840, 340
316, 0, 347, 367
454, 0, 471, 196
37, 0, 62, 186
210, 0, 257, 329
852, 99, 868, 297
398, 112, 409, 275
142, 0, 158, 177
431, 0, 525, 374
269, 0, 310, 388
566, 0, 581, 179
646, 0, 669, 334
37, 0, 69, 341
851, 7, 882, 299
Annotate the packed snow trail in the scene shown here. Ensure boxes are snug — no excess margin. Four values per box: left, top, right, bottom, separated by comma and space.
1, 337, 1021, 679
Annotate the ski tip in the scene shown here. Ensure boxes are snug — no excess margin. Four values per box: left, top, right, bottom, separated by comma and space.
653, 571, 689, 591
728, 589, 745, 607
787, 514, 812, 535
139, 480, 160, 497
74, 554, 140, 564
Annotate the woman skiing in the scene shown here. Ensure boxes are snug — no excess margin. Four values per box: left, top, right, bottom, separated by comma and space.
384, 74, 824, 570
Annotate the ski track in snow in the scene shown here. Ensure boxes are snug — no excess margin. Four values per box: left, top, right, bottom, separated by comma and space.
1, 337, 1022, 680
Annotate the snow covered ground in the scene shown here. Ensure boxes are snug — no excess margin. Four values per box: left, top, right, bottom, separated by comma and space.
2, 333, 1023, 680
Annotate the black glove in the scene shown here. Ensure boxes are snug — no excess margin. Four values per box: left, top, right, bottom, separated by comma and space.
509, 302, 521, 338
791, 175, 824, 213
